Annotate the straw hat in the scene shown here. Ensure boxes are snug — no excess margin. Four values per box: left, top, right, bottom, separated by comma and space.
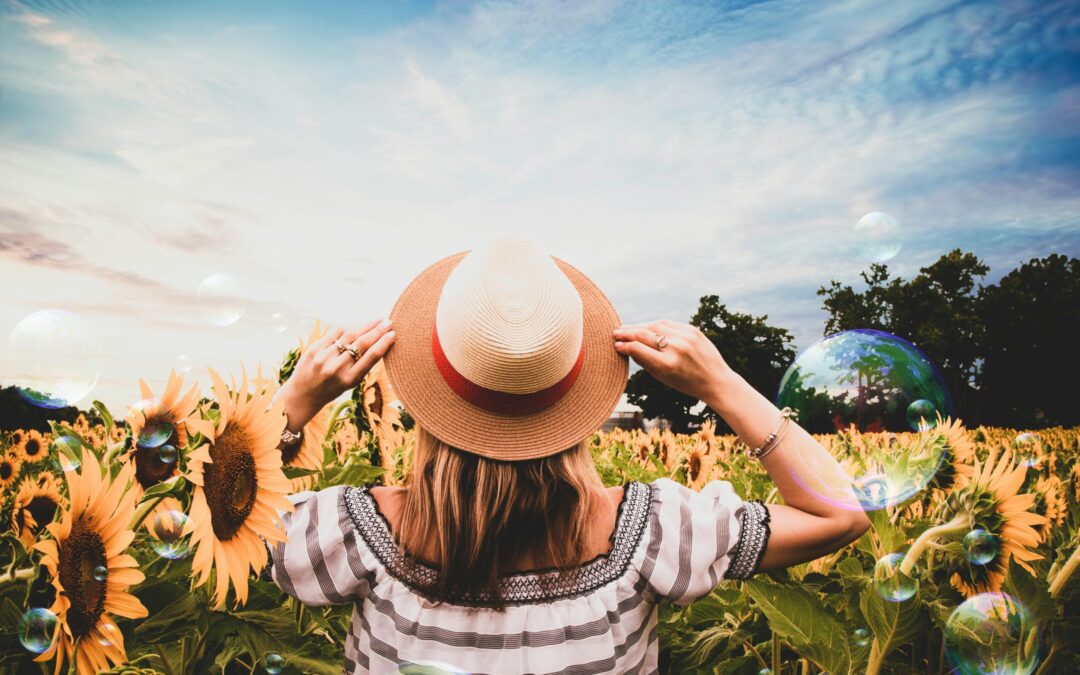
383, 238, 629, 461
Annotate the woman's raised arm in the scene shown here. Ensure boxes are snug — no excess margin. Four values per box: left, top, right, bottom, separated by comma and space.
613, 319, 871, 573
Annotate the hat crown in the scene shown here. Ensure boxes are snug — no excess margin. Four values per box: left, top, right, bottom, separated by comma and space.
434, 238, 584, 395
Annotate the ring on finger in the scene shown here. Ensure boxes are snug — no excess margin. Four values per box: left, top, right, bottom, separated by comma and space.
333, 339, 348, 354
345, 344, 361, 361
653, 332, 668, 350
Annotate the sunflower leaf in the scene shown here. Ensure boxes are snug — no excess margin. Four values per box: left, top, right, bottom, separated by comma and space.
282, 466, 320, 479
858, 581, 928, 665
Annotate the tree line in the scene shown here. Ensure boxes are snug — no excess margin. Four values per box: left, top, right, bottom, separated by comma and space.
626, 251, 1079, 433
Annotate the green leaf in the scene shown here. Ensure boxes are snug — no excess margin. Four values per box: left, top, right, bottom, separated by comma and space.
134, 589, 201, 643
1004, 557, 1054, 623
745, 578, 858, 675
858, 582, 928, 664
93, 400, 115, 430
283, 466, 320, 479
138, 475, 186, 503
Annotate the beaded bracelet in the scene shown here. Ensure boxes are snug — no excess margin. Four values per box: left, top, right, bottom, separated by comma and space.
746, 407, 797, 460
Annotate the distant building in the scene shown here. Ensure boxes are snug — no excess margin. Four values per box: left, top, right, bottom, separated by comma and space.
603, 394, 647, 432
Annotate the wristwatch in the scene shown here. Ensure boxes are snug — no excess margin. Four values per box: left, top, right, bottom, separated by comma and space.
279, 427, 303, 450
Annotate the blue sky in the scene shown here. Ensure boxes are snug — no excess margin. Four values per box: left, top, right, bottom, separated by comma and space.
1, 0, 1078, 413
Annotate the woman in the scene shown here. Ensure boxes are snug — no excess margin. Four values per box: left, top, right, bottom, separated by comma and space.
265, 239, 871, 674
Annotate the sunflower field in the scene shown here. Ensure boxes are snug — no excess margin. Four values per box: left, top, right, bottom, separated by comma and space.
1, 322, 1078, 674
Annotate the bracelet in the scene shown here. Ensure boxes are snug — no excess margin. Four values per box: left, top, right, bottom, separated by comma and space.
746, 407, 797, 460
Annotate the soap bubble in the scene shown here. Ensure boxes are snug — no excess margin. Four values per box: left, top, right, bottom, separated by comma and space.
963, 529, 1000, 566
149, 510, 192, 560
873, 552, 918, 602
138, 418, 174, 450
1013, 433, 1040, 468
18, 607, 57, 653
198, 273, 246, 326
906, 399, 936, 431
158, 444, 178, 465
777, 329, 951, 434
853, 627, 870, 647
4, 310, 102, 408
270, 311, 290, 333
854, 211, 902, 263
98, 621, 118, 646
945, 592, 1040, 675
51, 435, 83, 472
177, 353, 194, 374
262, 653, 285, 674
93, 565, 108, 581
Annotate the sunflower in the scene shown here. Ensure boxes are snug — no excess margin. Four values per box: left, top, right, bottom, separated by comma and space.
32, 447, 147, 675
183, 365, 294, 609
18, 429, 49, 464
1034, 474, 1067, 533
10, 428, 26, 447
939, 446, 1049, 598
926, 416, 977, 493
72, 414, 90, 435
0, 451, 22, 491
123, 370, 200, 531
686, 439, 717, 491
360, 359, 405, 473
12, 473, 65, 550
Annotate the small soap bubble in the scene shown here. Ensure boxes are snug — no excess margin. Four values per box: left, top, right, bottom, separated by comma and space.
270, 311, 290, 333
51, 435, 82, 472
853, 627, 870, 647
873, 552, 918, 602
262, 652, 285, 674
98, 621, 118, 647
138, 416, 174, 450
906, 399, 936, 431
945, 592, 1039, 675
1013, 433, 1040, 468
92, 565, 108, 581
158, 444, 178, 465
757, 669, 772, 675
963, 529, 1000, 566
149, 510, 192, 560
18, 607, 57, 653
198, 273, 246, 326
5, 310, 102, 408
177, 353, 194, 374
854, 211, 902, 263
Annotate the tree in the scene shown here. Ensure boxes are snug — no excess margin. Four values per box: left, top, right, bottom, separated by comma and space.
978, 254, 1080, 428
625, 296, 796, 433
817, 250, 989, 424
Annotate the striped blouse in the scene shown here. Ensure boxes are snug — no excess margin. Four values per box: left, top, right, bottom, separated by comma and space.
263, 478, 771, 674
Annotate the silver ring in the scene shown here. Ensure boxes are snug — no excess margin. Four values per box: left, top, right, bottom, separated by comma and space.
654, 332, 668, 350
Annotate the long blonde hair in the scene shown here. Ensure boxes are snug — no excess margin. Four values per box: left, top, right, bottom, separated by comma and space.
395, 424, 607, 609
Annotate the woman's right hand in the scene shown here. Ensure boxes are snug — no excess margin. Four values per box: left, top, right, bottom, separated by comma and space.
612, 320, 735, 405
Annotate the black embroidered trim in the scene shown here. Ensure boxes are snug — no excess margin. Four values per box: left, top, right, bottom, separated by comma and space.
342, 481, 653, 607
723, 499, 770, 580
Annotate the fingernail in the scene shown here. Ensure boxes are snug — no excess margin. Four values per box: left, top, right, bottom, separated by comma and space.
614, 341, 623, 348
387, 330, 395, 338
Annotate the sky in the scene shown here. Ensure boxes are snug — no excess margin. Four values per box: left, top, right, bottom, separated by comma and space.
1, 0, 1078, 415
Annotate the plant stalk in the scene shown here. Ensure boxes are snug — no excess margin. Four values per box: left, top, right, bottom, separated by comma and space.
0, 566, 34, 588
900, 513, 970, 576
129, 491, 170, 530
771, 632, 780, 673
1048, 543, 1079, 598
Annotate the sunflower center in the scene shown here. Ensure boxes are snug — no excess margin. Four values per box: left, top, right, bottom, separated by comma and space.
0, 461, 12, 480
133, 436, 178, 490
26, 496, 58, 532
57, 517, 107, 639
369, 383, 383, 419
204, 428, 258, 541
25, 439, 42, 457
688, 454, 702, 481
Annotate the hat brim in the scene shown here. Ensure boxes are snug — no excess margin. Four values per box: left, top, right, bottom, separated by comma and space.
383, 250, 629, 461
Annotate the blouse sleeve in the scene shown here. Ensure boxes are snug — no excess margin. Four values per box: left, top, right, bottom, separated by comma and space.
259, 485, 378, 607
638, 478, 771, 606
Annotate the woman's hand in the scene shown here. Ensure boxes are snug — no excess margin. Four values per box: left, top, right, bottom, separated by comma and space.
278, 318, 396, 431
613, 319, 734, 404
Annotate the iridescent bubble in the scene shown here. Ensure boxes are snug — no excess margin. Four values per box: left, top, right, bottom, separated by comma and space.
93, 565, 108, 581
963, 529, 1000, 566
777, 329, 952, 433
149, 510, 192, 560
262, 652, 285, 674
852, 472, 892, 511
51, 435, 83, 472
138, 418, 173, 449
198, 273, 246, 327
98, 621, 118, 646
1013, 433, 1040, 468
18, 607, 57, 653
853, 627, 870, 647
158, 444, 178, 465
906, 399, 936, 431
4, 310, 102, 409
873, 553, 918, 602
854, 211, 902, 263
177, 353, 194, 374
945, 592, 1039, 675
270, 311, 290, 333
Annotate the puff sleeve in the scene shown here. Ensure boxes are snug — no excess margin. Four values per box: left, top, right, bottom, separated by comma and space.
260, 485, 379, 607
638, 478, 771, 606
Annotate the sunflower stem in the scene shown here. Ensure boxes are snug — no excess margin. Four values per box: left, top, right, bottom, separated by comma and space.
771, 632, 780, 673
1048, 543, 1080, 598
129, 491, 170, 530
154, 642, 177, 675
324, 399, 354, 441
866, 639, 884, 675
742, 639, 768, 670
0, 566, 34, 588
900, 513, 970, 576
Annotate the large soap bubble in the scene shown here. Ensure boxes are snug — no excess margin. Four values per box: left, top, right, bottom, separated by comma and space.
4, 309, 102, 408
777, 329, 952, 434
854, 211, 902, 263
198, 273, 246, 326
945, 592, 1040, 675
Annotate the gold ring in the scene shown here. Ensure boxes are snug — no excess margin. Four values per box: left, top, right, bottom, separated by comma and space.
345, 345, 360, 361
654, 332, 668, 350
334, 340, 347, 354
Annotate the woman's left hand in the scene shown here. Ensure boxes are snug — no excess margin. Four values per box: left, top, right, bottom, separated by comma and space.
278, 318, 396, 429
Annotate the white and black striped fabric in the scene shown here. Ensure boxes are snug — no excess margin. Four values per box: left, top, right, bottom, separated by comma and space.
263, 477, 770, 674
